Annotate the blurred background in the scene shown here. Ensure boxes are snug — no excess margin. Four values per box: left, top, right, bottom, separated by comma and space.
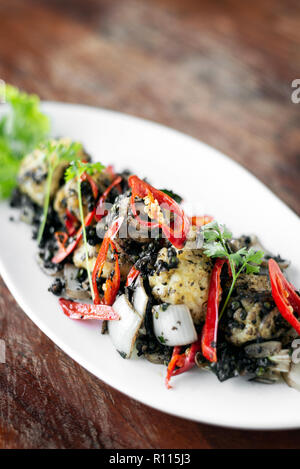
1, 0, 299, 213
0, 0, 300, 449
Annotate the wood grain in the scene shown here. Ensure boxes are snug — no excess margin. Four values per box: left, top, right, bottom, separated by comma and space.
0, 0, 299, 448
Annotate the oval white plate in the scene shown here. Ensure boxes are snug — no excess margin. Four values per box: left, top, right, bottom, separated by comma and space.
0, 102, 300, 430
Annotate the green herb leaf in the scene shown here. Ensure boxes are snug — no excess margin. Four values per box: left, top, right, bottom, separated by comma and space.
244, 248, 265, 265
42, 140, 83, 167
0, 85, 50, 199
203, 241, 227, 259
245, 264, 261, 274
203, 230, 219, 242
222, 225, 233, 240
65, 160, 105, 182
1, 85, 50, 157
0, 139, 20, 199
228, 247, 248, 268
201, 221, 264, 320
158, 334, 167, 344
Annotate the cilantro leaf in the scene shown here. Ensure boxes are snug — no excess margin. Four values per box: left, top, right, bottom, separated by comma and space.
42, 140, 83, 167
228, 247, 248, 268
0, 139, 20, 199
203, 230, 219, 242
201, 221, 264, 320
1, 84, 49, 158
222, 225, 233, 240
245, 264, 261, 274
65, 160, 105, 182
244, 248, 264, 265
0, 85, 50, 199
203, 241, 228, 259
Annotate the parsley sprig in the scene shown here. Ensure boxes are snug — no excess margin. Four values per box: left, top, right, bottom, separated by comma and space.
64, 160, 105, 299
202, 221, 264, 320
37, 140, 83, 244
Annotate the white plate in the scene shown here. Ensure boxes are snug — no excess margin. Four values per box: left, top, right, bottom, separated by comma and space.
0, 102, 300, 430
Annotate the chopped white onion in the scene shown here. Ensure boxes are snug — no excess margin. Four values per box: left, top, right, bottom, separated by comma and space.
132, 276, 149, 336
152, 304, 197, 346
132, 277, 149, 316
108, 294, 144, 359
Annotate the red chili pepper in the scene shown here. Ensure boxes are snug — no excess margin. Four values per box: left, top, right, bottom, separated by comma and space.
92, 236, 110, 304
80, 172, 98, 199
125, 265, 140, 287
165, 338, 202, 389
52, 208, 96, 263
189, 215, 213, 227
92, 217, 124, 305
103, 240, 121, 306
201, 259, 226, 363
268, 259, 300, 334
165, 346, 184, 389
59, 298, 120, 320
173, 338, 202, 375
128, 175, 190, 249
65, 209, 78, 236
95, 176, 123, 221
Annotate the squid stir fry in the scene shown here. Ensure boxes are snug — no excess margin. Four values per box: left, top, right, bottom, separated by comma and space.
10, 138, 300, 390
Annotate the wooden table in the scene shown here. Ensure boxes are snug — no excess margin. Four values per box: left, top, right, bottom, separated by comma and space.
0, 0, 299, 449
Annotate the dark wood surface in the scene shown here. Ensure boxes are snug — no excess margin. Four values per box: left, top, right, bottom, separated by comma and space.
0, 0, 299, 449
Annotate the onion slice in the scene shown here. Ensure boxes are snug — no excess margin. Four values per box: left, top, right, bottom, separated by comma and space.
131, 276, 149, 335
152, 304, 197, 346
132, 277, 149, 316
108, 294, 144, 358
